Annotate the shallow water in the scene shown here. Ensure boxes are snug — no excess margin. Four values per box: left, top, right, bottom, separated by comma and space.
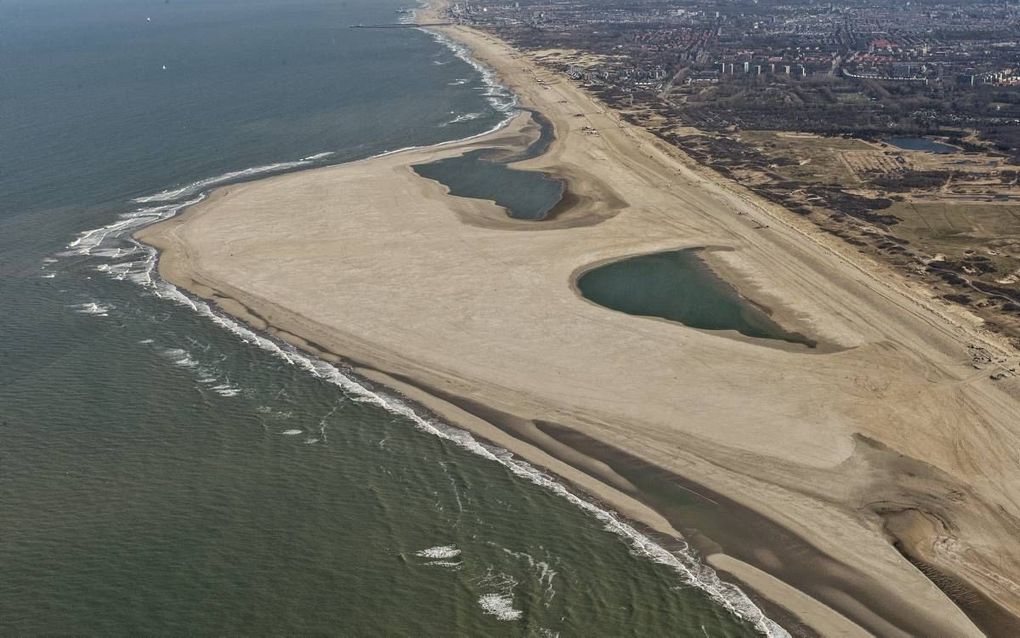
577, 249, 816, 347
886, 137, 958, 154
413, 148, 565, 220
412, 108, 564, 220
0, 0, 776, 634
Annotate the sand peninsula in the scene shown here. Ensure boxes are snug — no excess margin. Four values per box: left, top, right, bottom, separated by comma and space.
137, 4, 1020, 636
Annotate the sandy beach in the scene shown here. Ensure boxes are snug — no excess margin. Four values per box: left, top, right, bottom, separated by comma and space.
137, 9, 1020, 637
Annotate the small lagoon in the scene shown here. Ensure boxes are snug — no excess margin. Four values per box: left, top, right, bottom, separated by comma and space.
413, 149, 564, 220
413, 108, 565, 221
887, 137, 958, 154
578, 249, 816, 348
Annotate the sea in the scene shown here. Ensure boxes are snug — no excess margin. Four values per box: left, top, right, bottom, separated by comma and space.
0, 1, 781, 635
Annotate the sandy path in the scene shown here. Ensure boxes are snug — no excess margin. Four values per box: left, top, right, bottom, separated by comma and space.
138, 16, 1020, 638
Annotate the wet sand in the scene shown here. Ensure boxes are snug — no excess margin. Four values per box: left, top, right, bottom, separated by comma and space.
137, 11, 1020, 638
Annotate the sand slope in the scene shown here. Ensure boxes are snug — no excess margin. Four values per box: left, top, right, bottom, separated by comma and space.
138, 22, 1020, 637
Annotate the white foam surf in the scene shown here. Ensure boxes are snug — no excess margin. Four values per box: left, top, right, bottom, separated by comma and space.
302, 152, 335, 161
154, 345, 243, 398
55, 28, 787, 638
440, 112, 484, 127
131, 270, 785, 633
416, 545, 462, 560
131, 153, 334, 204
211, 383, 242, 397
71, 302, 113, 317
160, 347, 200, 369
423, 30, 517, 116
503, 548, 557, 604
425, 560, 463, 570
64, 196, 206, 264
478, 592, 522, 621
475, 571, 523, 621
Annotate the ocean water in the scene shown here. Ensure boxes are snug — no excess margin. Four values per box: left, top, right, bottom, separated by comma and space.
0, 1, 776, 635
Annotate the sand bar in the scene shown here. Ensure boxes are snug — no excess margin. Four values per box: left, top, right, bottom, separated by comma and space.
138, 13, 1020, 638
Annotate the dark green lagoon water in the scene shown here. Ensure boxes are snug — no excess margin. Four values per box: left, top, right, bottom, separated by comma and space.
413, 109, 564, 220
0, 1, 782, 635
578, 250, 815, 348
413, 149, 564, 220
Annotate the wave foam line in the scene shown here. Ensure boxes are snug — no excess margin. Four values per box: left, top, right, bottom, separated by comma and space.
478, 592, 522, 622
423, 29, 518, 115
416, 545, 462, 560
440, 112, 484, 127
64, 195, 206, 260
503, 548, 557, 604
59, 24, 784, 634
70, 302, 113, 317
70, 201, 786, 635
62, 29, 521, 266
475, 570, 522, 622
118, 247, 787, 636
132, 153, 333, 204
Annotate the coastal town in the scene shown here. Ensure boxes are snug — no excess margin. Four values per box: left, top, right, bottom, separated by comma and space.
450, 0, 1020, 104
446, 0, 1020, 350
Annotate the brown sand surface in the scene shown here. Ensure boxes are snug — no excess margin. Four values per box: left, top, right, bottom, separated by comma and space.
137, 14, 1020, 638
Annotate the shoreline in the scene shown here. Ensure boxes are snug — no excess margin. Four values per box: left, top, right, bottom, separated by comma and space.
130, 118, 800, 636
132, 6, 1020, 638
127, 221, 790, 634
130, 239, 801, 636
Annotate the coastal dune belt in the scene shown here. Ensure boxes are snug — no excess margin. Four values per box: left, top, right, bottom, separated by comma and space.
137, 11, 1020, 638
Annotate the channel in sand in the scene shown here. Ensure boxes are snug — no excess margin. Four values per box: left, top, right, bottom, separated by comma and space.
137, 9, 1020, 638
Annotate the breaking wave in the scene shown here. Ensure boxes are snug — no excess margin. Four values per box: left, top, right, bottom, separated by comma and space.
153, 345, 243, 398
475, 571, 523, 621
416, 545, 462, 560
131, 152, 334, 204
478, 592, 522, 621
140, 265, 783, 633
423, 29, 517, 115
54, 29, 787, 638
416, 545, 464, 569
503, 547, 557, 605
440, 112, 484, 127
68, 212, 785, 633
70, 302, 113, 317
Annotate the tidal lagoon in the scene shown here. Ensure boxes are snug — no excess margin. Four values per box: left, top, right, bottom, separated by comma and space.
0, 0, 764, 634
413, 108, 565, 221
577, 250, 816, 348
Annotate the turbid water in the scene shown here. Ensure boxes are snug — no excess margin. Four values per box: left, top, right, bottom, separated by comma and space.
887, 137, 959, 154
412, 108, 565, 220
578, 250, 816, 348
413, 148, 565, 220
0, 1, 777, 635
